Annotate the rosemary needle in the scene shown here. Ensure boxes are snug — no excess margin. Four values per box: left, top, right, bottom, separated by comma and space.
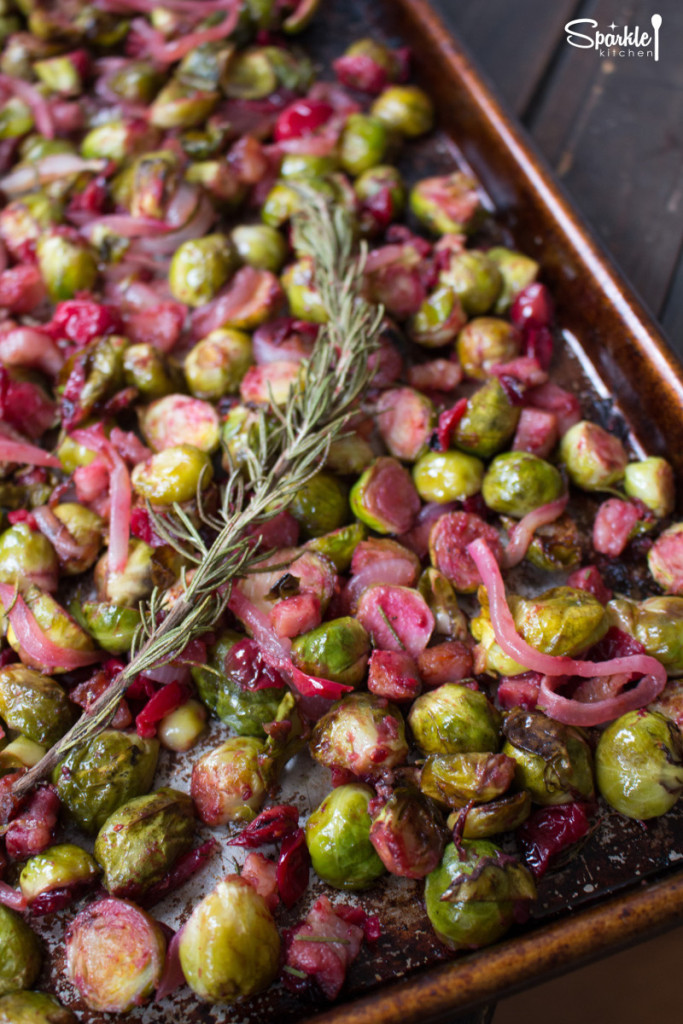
12, 192, 384, 799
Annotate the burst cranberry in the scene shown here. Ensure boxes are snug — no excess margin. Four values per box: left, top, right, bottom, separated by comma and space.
277, 828, 310, 908
48, 299, 121, 346
274, 99, 333, 141
567, 565, 612, 604
510, 282, 554, 330
231, 805, 299, 848
524, 326, 554, 370
517, 802, 590, 879
436, 397, 468, 451
225, 638, 286, 691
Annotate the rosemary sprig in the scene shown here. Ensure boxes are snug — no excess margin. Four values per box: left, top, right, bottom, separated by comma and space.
12, 192, 383, 799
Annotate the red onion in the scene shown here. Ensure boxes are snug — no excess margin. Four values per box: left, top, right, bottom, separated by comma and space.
32, 506, 84, 562
0, 881, 26, 911
191, 267, 278, 340
501, 493, 569, 568
0, 74, 54, 139
0, 583, 101, 671
347, 557, 418, 605
154, 929, 186, 1003
72, 425, 131, 574
290, 665, 354, 700
140, 663, 191, 687
0, 154, 107, 195
129, 7, 239, 64
81, 214, 170, 239
135, 196, 215, 256
227, 586, 292, 671
0, 437, 61, 468
0, 327, 63, 376
538, 673, 665, 727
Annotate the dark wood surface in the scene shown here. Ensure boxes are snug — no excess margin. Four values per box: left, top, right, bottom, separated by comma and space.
432, 0, 683, 361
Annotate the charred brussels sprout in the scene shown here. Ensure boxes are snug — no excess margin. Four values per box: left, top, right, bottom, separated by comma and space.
179, 876, 280, 1003
0, 905, 41, 996
305, 522, 368, 572
94, 788, 194, 897
140, 394, 220, 453
191, 736, 269, 825
340, 113, 388, 177
19, 844, 99, 907
482, 451, 563, 517
52, 729, 159, 835
453, 790, 533, 839
0, 991, 77, 1023
508, 586, 608, 657
36, 230, 97, 302
4, 586, 96, 673
370, 84, 434, 137
408, 683, 501, 755
131, 444, 213, 506
369, 787, 445, 878
487, 247, 539, 313
288, 470, 349, 539
624, 457, 675, 518
310, 692, 408, 777
441, 250, 503, 315
456, 317, 521, 380
502, 709, 594, 806
108, 61, 163, 104
291, 617, 370, 687
231, 224, 287, 273
169, 234, 237, 307
123, 344, 178, 400
0, 521, 58, 593
418, 568, 468, 639
0, 665, 74, 746
420, 752, 515, 808
523, 513, 583, 572
596, 709, 683, 819
559, 420, 628, 491
425, 840, 536, 950
607, 596, 683, 675
413, 450, 485, 504
454, 378, 520, 459
306, 783, 385, 890
65, 898, 166, 1012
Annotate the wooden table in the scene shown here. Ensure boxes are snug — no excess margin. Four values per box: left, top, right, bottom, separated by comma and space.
432, 0, 683, 361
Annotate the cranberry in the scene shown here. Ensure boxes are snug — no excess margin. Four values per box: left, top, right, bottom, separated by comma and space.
277, 828, 311, 908
130, 507, 166, 547
231, 805, 299, 848
225, 639, 286, 692
436, 397, 468, 451
48, 298, 121, 346
524, 325, 554, 371
517, 802, 590, 879
510, 282, 554, 330
274, 99, 333, 141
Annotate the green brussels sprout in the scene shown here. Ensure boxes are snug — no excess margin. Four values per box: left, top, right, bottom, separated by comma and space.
648, 523, 683, 595
326, 432, 375, 475
81, 120, 159, 165
596, 709, 683, 819
123, 343, 179, 400
487, 246, 539, 313
51, 503, 103, 575
52, 729, 159, 834
420, 752, 515, 808
185, 328, 253, 400
280, 153, 339, 181
453, 378, 521, 459
292, 617, 370, 687
607, 596, 683, 675
94, 539, 154, 608
369, 786, 446, 878
34, 54, 81, 94
3, 586, 95, 673
131, 444, 213, 506
482, 451, 564, 517
355, 164, 406, 233
624, 457, 675, 518
470, 601, 530, 678
409, 285, 466, 348
261, 180, 304, 229
0, 665, 74, 747
36, 229, 97, 301
221, 404, 273, 472
339, 113, 388, 177
0, 97, 33, 139
177, 41, 235, 91
506, 586, 608, 657
65, 898, 166, 1012
340, 37, 401, 77
408, 683, 501, 755
179, 875, 280, 1002
288, 470, 349, 539
306, 783, 385, 890
108, 60, 163, 104
57, 334, 128, 426
223, 47, 278, 98
451, 790, 533, 839
169, 234, 237, 307
139, 394, 220, 453
0, 991, 77, 1023
192, 629, 285, 737
0, 905, 41, 997
0, 735, 46, 772
281, 256, 328, 322
240, 359, 303, 406
425, 840, 536, 950
191, 736, 269, 825
0, 192, 62, 259
231, 224, 287, 273
149, 79, 218, 129
502, 708, 594, 806
0, 521, 58, 592
19, 844, 99, 906
440, 249, 503, 315
185, 161, 244, 206
127, 150, 180, 220
370, 84, 434, 137
410, 172, 482, 235
559, 420, 628, 491
412, 450, 485, 504
305, 521, 368, 572
95, 788, 194, 897
456, 317, 521, 380
310, 692, 408, 777
158, 698, 207, 752
377, 389, 436, 463
418, 568, 469, 640
19, 136, 76, 163
522, 513, 583, 572
57, 427, 100, 474
350, 456, 420, 534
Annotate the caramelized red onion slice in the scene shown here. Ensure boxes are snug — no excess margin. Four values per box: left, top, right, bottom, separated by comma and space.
80, 214, 170, 239
0, 437, 61, 468
227, 586, 292, 672
32, 506, 85, 562
0, 880, 26, 910
72, 426, 131, 574
154, 928, 185, 1003
0, 155, 107, 196
0, 583, 101, 670
0, 326, 63, 377
467, 538, 667, 725
501, 493, 569, 569
347, 557, 417, 605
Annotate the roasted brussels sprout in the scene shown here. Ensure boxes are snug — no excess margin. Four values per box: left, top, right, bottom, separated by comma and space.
440, 249, 503, 315
51, 504, 103, 575
420, 752, 515, 808
191, 736, 269, 825
454, 378, 520, 459
149, 80, 218, 130
19, 844, 99, 907
36, 229, 97, 301
131, 444, 212, 506
376, 386, 435, 461
410, 172, 481, 235
0, 665, 74, 747
502, 709, 594, 806
139, 394, 220, 453
408, 683, 501, 755
451, 790, 533, 839
413, 450, 485, 504
370, 84, 434, 137
169, 234, 237, 307
648, 523, 683, 595
52, 729, 159, 835
487, 247, 539, 313
456, 317, 521, 380
123, 343, 178, 400
0, 905, 41, 996
65, 898, 166, 1012
409, 285, 466, 348
507, 586, 608, 657
0, 991, 77, 1023
310, 692, 408, 777
596, 709, 683, 819
0, 521, 58, 593
94, 788, 195, 897
350, 456, 421, 534
3, 586, 95, 673
624, 456, 675, 518
77, 602, 141, 655
607, 596, 683, 675
288, 470, 349, 539
305, 522, 368, 572
158, 699, 207, 753
281, 256, 328, 322
369, 787, 445, 878
417, 568, 469, 640
306, 783, 386, 890
184, 329, 253, 400
339, 113, 388, 176
94, 539, 154, 608
425, 840, 536, 950
482, 451, 564, 517
559, 420, 628, 491
292, 617, 370, 687
179, 876, 280, 1003
523, 513, 583, 572
231, 224, 287, 273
